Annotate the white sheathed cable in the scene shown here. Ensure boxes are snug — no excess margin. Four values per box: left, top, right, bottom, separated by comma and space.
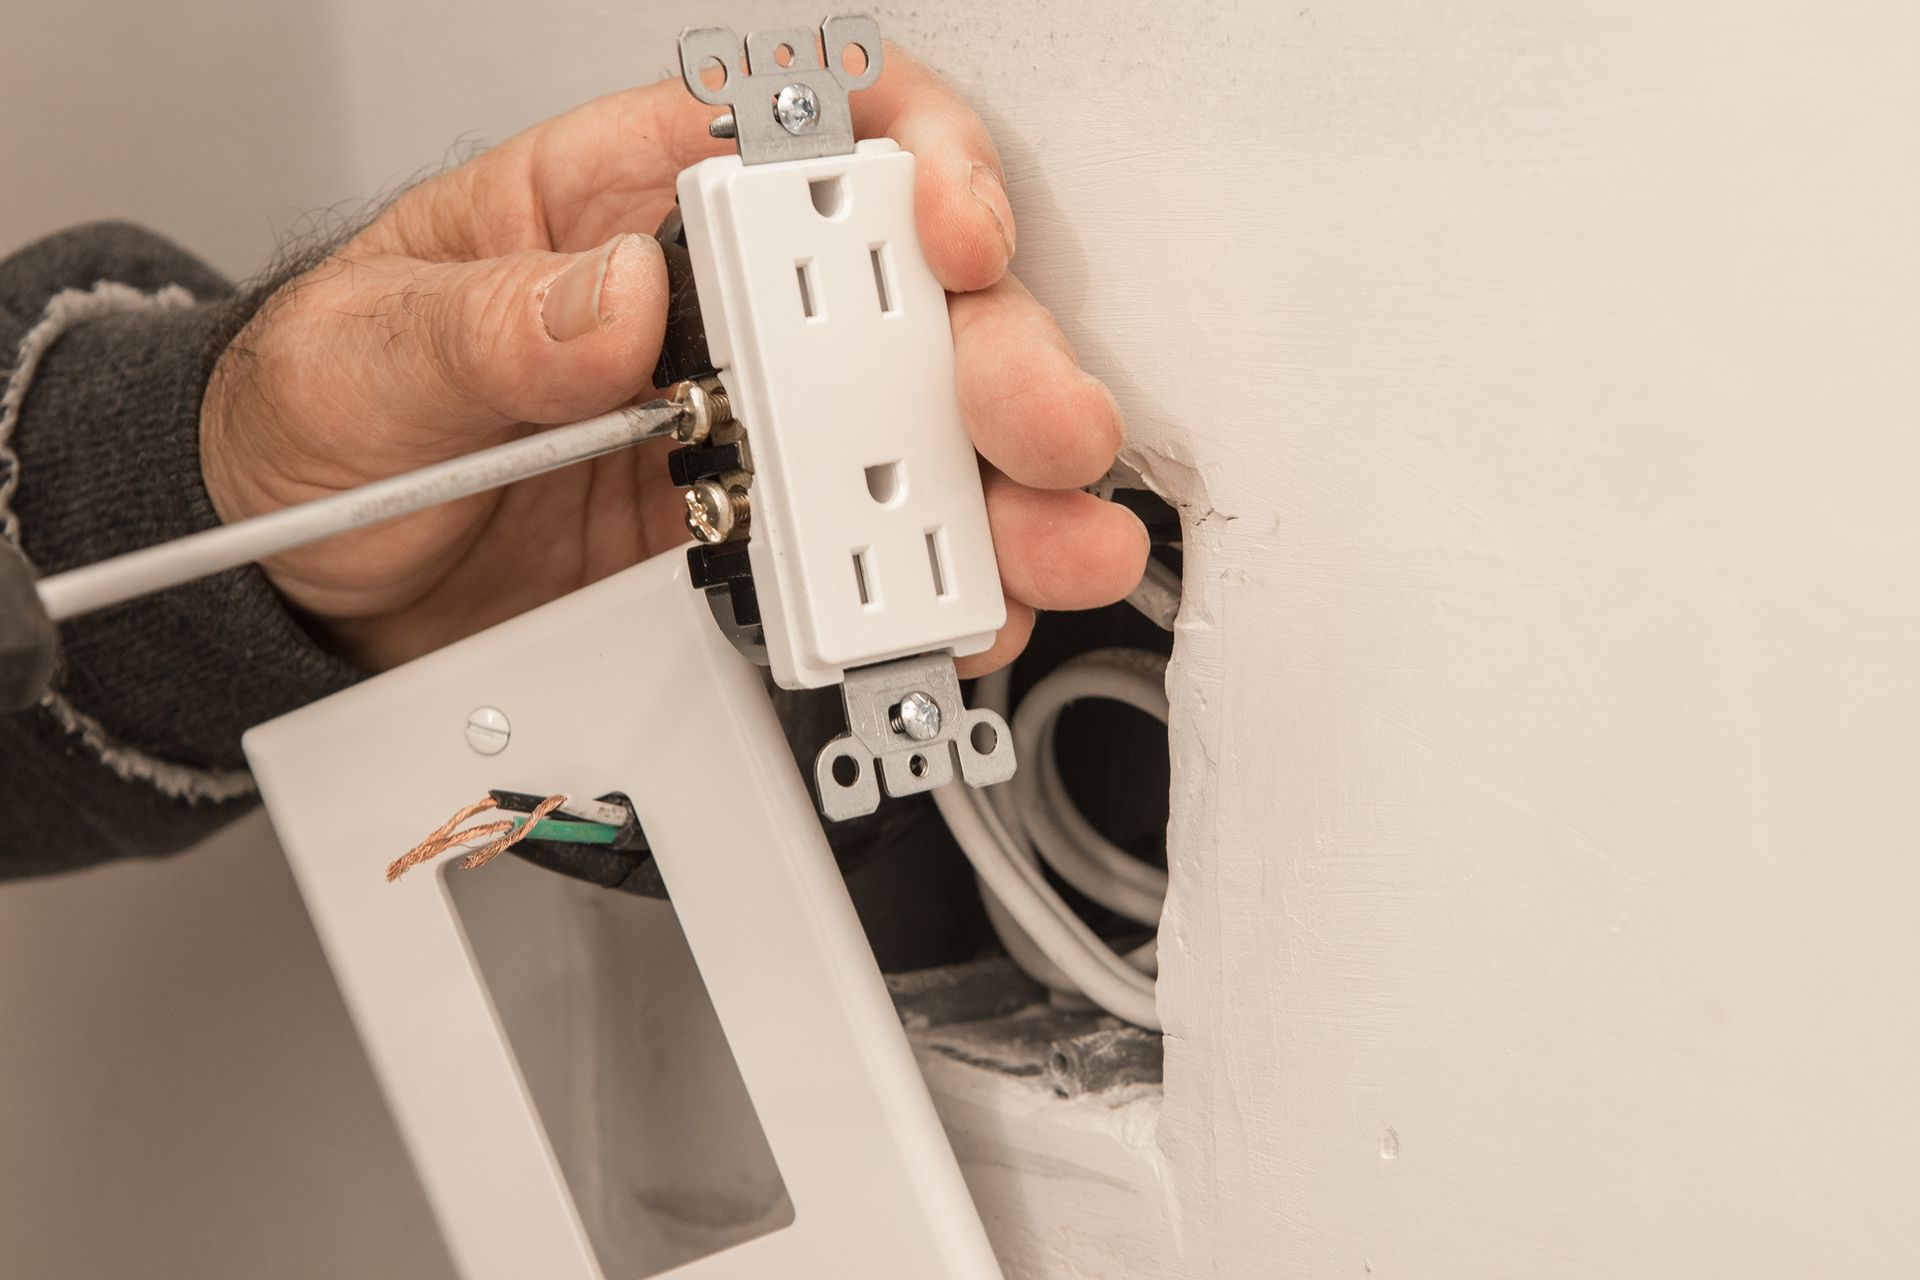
1008, 656, 1170, 925
976, 885, 1079, 994
966, 669, 1100, 997
973, 726, 1156, 986
979, 660, 1162, 971
932, 781, 1160, 1029
973, 776, 1156, 978
1124, 555, 1181, 631
35, 401, 685, 623
936, 649, 1171, 1028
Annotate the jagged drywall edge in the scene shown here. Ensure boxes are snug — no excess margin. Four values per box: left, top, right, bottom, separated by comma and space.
1120, 435, 1232, 1270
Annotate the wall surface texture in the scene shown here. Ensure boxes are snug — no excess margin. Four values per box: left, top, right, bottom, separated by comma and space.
4, 1, 1918, 1277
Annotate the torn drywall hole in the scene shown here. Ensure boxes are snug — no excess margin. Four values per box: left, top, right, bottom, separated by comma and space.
1118, 438, 1211, 523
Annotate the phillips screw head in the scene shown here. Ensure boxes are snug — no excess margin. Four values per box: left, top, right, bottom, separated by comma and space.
774, 83, 820, 134
685, 481, 749, 543
891, 691, 943, 742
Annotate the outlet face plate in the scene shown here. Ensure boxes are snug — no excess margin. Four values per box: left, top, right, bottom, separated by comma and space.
677, 140, 1005, 689
245, 556, 1003, 1279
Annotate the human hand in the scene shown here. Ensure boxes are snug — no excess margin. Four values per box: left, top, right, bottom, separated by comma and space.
200, 45, 1147, 673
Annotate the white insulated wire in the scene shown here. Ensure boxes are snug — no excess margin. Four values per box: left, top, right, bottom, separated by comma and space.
1007, 655, 1170, 925
933, 779, 1161, 1029
1124, 555, 1181, 631
936, 648, 1172, 1030
35, 401, 686, 623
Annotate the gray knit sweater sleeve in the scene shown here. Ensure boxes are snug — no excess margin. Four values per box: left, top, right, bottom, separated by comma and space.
0, 223, 363, 879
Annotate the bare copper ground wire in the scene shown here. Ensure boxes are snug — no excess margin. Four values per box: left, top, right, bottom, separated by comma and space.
387, 792, 574, 880
461, 792, 569, 870
387, 795, 507, 881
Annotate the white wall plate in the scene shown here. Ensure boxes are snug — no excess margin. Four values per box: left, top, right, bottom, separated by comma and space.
245, 554, 1002, 1280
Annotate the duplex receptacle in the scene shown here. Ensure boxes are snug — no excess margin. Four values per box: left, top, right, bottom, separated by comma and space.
676, 139, 1005, 690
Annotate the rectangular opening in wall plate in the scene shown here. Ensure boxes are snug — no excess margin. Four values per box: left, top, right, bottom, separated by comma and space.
794, 259, 820, 321
853, 547, 876, 607
869, 244, 896, 314
448, 855, 794, 1277
924, 528, 950, 599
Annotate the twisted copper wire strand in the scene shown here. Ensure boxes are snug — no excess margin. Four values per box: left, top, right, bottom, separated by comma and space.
387, 796, 499, 881
386, 792, 574, 881
435, 818, 514, 856
461, 792, 569, 870
386, 816, 513, 880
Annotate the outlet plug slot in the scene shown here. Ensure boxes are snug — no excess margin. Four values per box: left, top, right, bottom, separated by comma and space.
808, 175, 846, 218
925, 528, 951, 599
864, 461, 903, 505
852, 548, 877, 608
869, 244, 896, 314
795, 259, 821, 320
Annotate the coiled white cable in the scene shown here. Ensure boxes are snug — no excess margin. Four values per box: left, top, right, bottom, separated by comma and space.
932, 646, 1171, 1030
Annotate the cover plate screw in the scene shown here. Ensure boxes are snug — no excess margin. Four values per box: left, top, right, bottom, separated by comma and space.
466, 706, 511, 756
891, 691, 942, 741
774, 83, 820, 134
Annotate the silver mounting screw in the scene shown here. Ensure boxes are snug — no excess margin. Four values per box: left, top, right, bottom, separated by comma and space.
466, 706, 511, 756
774, 84, 820, 134
891, 691, 942, 742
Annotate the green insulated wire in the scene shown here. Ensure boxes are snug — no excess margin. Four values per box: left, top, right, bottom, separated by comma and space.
508, 817, 622, 845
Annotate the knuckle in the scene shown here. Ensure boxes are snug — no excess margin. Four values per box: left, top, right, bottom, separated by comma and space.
438, 264, 533, 416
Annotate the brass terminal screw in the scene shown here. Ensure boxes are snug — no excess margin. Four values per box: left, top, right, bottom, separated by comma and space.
668, 378, 733, 446
685, 481, 751, 543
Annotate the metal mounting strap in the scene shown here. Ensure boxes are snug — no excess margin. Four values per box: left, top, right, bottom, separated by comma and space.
678, 15, 883, 166
814, 651, 1015, 821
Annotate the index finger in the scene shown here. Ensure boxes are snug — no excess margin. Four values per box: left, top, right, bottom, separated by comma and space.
850, 41, 1016, 293
410, 40, 1015, 292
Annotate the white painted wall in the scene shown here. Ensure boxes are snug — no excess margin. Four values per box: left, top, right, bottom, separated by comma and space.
1133, 6, 1920, 1275
4, 1, 1918, 1277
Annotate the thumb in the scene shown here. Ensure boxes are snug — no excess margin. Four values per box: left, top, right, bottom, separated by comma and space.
372, 233, 670, 431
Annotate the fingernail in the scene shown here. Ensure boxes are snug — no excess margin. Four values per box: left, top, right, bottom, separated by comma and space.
542, 234, 630, 342
1081, 368, 1125, 422
968, 163, 1016, 261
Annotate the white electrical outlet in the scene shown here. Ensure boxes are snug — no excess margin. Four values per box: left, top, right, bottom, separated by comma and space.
677, 139, 1004, 691
670, 19, 1015, 820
